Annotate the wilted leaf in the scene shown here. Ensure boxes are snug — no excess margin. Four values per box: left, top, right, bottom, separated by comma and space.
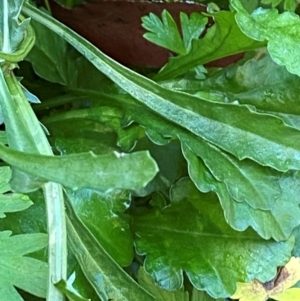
231, 257, 300, 301
21, 5, 300, 172
0, 230, 48, 300
181, 140, 300, 241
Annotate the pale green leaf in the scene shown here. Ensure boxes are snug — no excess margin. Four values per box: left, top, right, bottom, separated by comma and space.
0, 0, 30, 56
0, 144, 158, 193
0, 166, 33, 218
180, 12, 208, 52
142, 10, 187, 55
0, 230, 48, 300
131, 178, 294, 298
231, 0, 300, 76
142, 10, 207, 55
65, 196, 154, 301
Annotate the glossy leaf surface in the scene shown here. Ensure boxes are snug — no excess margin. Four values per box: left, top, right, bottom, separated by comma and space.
131, 178, 294, 298
66, 188, 133, 266
65, 196, 154, 301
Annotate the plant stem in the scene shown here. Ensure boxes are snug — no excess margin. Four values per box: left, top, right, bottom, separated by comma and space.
0, 66, 67, 301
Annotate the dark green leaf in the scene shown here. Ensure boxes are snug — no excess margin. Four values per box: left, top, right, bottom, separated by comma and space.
66, 188, 133, 266
65, 196, 155, 301
131, 178, 294, 298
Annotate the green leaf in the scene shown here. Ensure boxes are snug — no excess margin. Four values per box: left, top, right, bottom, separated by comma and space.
0, 143, 159, 193
0, 230, 48, 300
181, 138, 300, 241
262, 0, 283, 7
66, 188, 134, 266
231, 0, 300, 76
88, 92, 300, 241
54, 272, 91, 301
65, 195, 155, 301
131, 178, 294, 298
0, 166, 33, 218
0, 0, 30, 57
142, 10, 207, 55
142, 10, 187, 55
0, 131, 6, 144
138, 267, 189, 301
26, 18, 112, 89
180, 12, 208, 53
22, 5, 300, 172
191, 287, 224, 301
154, 10, 265, 80
191, 53, 300, 117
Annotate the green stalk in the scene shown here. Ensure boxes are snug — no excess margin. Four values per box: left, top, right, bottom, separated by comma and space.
0, 66, 67, 300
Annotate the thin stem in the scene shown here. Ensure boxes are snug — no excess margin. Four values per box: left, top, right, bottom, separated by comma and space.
0, 66, 67, 301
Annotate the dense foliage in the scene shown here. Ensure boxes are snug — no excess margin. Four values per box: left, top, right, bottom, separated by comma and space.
1, 0, 300, 300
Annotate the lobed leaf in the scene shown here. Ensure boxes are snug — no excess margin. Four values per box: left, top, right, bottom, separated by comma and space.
142, 10, 187, 55
0, 230, 48, 300
138, 267, 189, 301
231, 0, 300, 76
110, 94, 300, 241
131, 178, 294, 298
154, 10, 264, 80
